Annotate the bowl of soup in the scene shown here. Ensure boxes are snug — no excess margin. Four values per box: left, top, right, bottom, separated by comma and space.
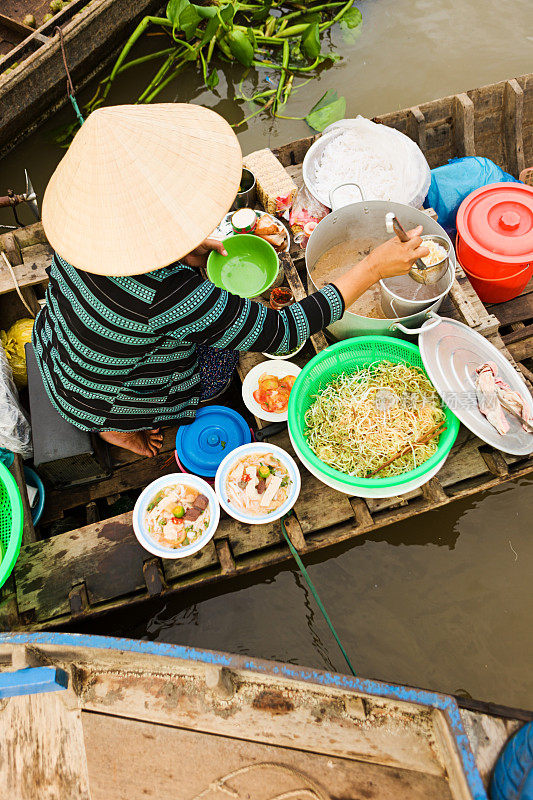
133, 474, 220, 558
215, 443, 301, 524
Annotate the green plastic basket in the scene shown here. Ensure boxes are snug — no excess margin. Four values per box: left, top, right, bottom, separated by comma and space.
288, 336, 460, 492
0, 462, 23, 589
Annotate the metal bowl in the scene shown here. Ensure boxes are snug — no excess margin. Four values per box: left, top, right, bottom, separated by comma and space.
409, 235, 451, 285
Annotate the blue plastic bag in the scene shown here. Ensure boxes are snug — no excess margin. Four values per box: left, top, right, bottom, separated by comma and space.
424, 157, 519, 230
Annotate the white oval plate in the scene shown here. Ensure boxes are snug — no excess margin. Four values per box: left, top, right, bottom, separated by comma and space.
133, 473, 220, 559
242, 360, 301, 422
215, 443, 301, 525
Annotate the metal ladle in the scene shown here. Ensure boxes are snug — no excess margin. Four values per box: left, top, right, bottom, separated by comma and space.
391, 215, 449, 285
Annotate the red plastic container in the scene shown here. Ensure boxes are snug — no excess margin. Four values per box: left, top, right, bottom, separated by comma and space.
456, 182, 533, 301
461, 261, 533, 304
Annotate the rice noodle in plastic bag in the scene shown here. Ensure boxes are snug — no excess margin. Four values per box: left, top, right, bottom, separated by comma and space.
0, 346, 32, 458
309, 117, 431, 209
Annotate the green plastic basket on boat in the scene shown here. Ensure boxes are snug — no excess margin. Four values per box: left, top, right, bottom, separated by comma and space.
0, 461, 23, 589
288, 336, 460, 494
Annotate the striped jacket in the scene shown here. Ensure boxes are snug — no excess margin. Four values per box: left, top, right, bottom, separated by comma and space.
32, 253, 344, 431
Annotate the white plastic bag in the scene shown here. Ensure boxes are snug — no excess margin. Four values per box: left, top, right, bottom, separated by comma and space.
0, 347, 32, 459
306, 116, 431, 209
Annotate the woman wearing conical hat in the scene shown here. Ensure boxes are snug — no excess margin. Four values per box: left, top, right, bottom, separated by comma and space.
34, 104, 428, 457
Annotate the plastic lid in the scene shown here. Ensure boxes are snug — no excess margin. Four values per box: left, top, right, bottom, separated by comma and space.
175, 406, 251, 477
456, 182, 533, 264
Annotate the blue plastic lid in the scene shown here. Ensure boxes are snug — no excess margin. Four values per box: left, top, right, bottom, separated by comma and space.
175, 405, 251, 477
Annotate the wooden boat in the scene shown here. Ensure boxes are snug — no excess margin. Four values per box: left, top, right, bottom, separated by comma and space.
0, 0, 162, 157
0, 74, 532, 634
0, 630, 530, 799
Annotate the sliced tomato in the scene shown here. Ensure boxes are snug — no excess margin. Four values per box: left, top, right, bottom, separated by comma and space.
263, 387, 290, 413
259, 376, 279, 392
279, 374, 296, 391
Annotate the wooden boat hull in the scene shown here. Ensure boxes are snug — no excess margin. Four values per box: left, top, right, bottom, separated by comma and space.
0, 0, 162, 158
0, 631, 525, 799
0, 74, 531, 633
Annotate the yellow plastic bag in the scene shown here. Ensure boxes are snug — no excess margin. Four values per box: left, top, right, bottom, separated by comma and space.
0, 318, 34, 388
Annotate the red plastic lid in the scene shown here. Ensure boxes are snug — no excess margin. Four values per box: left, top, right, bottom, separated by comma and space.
456, 182, 533, 264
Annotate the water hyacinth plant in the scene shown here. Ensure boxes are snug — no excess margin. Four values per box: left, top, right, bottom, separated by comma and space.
56, 0, 361, 144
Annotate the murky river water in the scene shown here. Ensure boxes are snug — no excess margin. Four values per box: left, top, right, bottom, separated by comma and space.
1, 0, 532, 707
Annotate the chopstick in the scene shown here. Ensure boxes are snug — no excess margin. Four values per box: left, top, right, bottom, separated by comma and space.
368, 422, 447, 477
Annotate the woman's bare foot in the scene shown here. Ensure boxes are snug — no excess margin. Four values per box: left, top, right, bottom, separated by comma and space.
99, 428, 164, 457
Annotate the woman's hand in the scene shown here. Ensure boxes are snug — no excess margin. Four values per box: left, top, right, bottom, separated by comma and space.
332, 226, 431, 313
181, 238, 227, 268
365, 226, 430, 281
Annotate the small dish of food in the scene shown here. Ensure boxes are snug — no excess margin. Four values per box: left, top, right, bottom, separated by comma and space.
211, 211, 290, 253
215, 443, 301, 524
242, 360, 301, 422
133, 474, 219, 558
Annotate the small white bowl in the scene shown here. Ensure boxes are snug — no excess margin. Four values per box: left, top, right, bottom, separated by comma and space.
215, 443, 301, 525
133, 473, 220, 558
242, 360, 301, 422
262, 340, 306, 360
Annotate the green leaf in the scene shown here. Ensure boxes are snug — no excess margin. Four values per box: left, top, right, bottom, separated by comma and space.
301, 21, 320, 60
166, 0, 188, 26
206, 68, 219, 89
219, 3, 235, 26
340, 7, 362, 28
298, 12, 322, 25
226, 29, 254, 67
179, 4, 201, 38
200, 15, 219, 44
305, 89, 346, 132
192, 3, 218, 18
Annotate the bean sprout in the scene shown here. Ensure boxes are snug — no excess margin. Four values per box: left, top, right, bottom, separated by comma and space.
304, 361, 446, 478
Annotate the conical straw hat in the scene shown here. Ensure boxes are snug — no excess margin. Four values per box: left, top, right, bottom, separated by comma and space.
42, 104, 242, 276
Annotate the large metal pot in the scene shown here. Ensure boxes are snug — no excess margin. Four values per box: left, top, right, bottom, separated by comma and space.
306, 184, 456, 339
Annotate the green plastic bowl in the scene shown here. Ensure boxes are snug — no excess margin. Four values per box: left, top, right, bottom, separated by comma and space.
0, 461, 23, 589
207, 234, 279, 299
288, 336, 460, 496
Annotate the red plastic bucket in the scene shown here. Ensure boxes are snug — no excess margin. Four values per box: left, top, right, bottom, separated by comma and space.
456, 183, 533, 294
462, 260, 533, 303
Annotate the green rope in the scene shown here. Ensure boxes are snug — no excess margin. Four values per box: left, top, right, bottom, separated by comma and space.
280, 513, 357, 676
69, 94, 85, 127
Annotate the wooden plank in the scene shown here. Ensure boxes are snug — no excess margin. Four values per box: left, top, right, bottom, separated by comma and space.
40, 448, 180, 524
0, 241, 51, 294
9, 453, 36, 544
163, 539, 219, 581
408, 106, 427, 153
453, 94, 476, 158
502, 323, 533, 346
14, 512, 147, 622
460, 709, 522, 788
0, 691, 91, 799
505, 338, 533, 362
489, 293, 533, 327
503, 79, 526, 177
215, 538, 236, 574
82, 712, 454, 800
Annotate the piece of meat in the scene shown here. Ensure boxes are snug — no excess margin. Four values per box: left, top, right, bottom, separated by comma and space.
193, 493, 209, 510
494, 377, 532, 431
184, 507, 202, 522
256, 479, 266, 494
475, 363, 509, 435
238, 480, 247, 490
